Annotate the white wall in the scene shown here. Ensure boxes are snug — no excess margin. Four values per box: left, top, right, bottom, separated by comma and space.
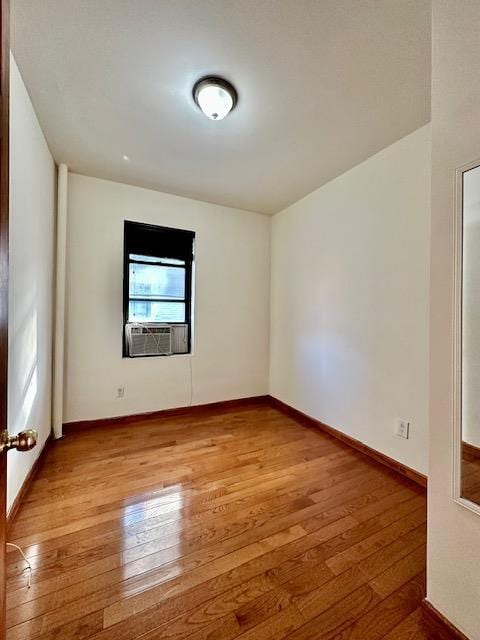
270, 125, 431, 476
428, 2, 480, 638
64, 174, 270, 422
7, 55, 55, 511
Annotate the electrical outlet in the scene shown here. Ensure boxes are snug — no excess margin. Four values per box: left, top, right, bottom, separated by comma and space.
117, 386, 125, 398
396, 418, 410, 439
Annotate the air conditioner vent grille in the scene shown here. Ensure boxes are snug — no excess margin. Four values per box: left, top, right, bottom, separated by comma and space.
130, 326, 171, 335
126, 323, 172, 356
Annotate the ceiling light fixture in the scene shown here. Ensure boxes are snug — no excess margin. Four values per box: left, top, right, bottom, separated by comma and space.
193, 76, 237, 121
122, 154, 130, 161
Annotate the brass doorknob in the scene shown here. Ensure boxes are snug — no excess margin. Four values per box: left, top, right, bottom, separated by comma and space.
0, 429, 38, 453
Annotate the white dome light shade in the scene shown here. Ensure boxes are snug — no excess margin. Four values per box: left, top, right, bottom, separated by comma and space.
193, 77, 237, 121
197, 85, 232, 120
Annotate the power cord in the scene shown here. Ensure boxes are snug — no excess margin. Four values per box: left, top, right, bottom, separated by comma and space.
7, 542, 32, 588
141, 324, 163, 352
129, 323, 194, 405
128, 323, 166, 354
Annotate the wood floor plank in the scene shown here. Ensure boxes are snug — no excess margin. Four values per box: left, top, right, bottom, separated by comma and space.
6, 402, 428, 640
7, 525, 306, 639
331, 573, 425, 639
102, 525, 307, 628
108, 573, 276, 640
181, 613, 241, 640
325, 506, 426, 576
382, 608, 431, 640
234, 585, 293, 631
234, 605, 305, 640
368, 545, 426, 598
287, 583, 381, 639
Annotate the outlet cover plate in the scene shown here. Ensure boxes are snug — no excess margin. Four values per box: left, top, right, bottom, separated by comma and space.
396, 418, 410, 439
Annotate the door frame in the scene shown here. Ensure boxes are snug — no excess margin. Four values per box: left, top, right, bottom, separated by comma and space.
0, 0, 10, 635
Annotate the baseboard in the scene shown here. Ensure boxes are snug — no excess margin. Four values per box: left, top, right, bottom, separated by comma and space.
7, 434, 51, 529
268, 396, 427, 488
63, 395, 270, 432
421, 600, 470, 640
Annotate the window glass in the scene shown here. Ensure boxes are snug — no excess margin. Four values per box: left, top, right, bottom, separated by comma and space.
128, 301, 186, 323
129, 263, 185, 300
129, 254, 185, 266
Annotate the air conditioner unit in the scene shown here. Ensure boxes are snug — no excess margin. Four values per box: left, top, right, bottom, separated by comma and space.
125, 323, 172, 357
171, 324, 189, 354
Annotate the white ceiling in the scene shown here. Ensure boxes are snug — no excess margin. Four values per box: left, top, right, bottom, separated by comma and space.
11, 0, 431, 215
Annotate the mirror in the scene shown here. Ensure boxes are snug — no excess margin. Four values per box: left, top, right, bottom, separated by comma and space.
457, 162, 480, 510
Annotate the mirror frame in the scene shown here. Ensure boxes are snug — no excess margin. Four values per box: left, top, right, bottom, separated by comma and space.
453, 158, 480, 515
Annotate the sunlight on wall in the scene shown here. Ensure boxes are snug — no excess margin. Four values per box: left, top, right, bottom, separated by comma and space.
9, 309, 38, 431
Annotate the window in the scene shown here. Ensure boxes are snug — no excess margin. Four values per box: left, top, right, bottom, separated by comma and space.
128, 257, 186, 322
123, 221, 195, 356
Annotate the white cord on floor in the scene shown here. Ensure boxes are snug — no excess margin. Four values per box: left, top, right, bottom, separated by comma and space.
7, 542, 32, 588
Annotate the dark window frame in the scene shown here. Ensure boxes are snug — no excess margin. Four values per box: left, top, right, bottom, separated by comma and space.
123, 221, 194, 357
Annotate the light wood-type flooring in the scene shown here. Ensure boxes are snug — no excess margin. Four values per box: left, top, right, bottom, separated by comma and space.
6, 400, 433, 639
461, 443, 480, 505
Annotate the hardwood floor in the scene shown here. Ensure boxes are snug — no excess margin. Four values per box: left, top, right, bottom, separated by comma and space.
6, 401, 433, 639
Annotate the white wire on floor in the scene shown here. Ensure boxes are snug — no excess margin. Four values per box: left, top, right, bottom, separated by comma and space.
7, 542, 32, 588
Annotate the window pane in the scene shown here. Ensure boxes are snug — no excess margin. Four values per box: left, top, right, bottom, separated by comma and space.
129, 254, 185, 266
128, 301, 186, 323
129, 263, 185, 300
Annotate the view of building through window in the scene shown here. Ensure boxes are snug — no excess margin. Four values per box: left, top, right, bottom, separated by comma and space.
128, 254, 186, 323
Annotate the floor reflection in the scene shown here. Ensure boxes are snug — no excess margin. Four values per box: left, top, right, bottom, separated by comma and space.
120, 483, 186, 594
461, 441, 480, 504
